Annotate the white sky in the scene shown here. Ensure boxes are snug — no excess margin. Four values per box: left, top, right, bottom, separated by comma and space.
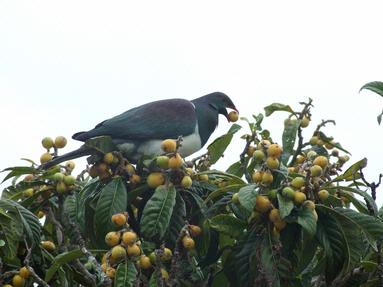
0, 1, 382, 205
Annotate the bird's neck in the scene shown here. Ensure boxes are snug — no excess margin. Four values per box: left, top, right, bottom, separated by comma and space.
192, 101, 219, 146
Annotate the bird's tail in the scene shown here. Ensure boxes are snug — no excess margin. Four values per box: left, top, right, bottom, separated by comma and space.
40, 146, 93, 170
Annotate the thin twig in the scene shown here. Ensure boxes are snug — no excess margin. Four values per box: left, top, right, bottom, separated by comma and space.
240, 135, 254, 183
24, 238, 50, 287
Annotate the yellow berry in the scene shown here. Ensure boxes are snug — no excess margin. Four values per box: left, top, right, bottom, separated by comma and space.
266, 157, 279, 169
103, 152, 115, 164
313, 156, 329, 168
37, 211, 45, 218
41, 240, 56, 252
282, 187, 295, 199
130, 174, 141, 184
255, 195, 271, 213
56, 181, 68, 193
318, 189, 329, 201
23, 188, 34, 197
125, 164, 135, 174
156, 156, 170, 169
252, 171, 263, 183
147, 172, 165, 189
54, 136, 67, 149
122, 231, 137, 245
127, 243, 141, 257
293, 191, 307, 205
246, 146, 256, 157
111, 213, 127, 226
40, 152, 53, 164
12, 274, 25, 287
161, 139, 177, 153
291, 177, 305, 189
261, 171, 274, 185
189, 225, 202, 237
253, 150, 265, 162
296, 155, 306, 164
63, 175, 75, 185
274, 219, 287, 231
182, 236, 195, 250
42, 137, 54, 149
300, 116, 310, 128
269, 209, 281, 223
303, 200, 316, 210
111, 245, 126, 261
19, 266, 31, 279
181, 175, 193, 188
161, 268, 169, 281
228, 111, 239, 122
106, 267, 116, 278
65, 160, 75, 171
168, 153, 183, 169
267, 144, 283, 158
105, 231, 121, 247
310, 136, 319, 145
139, 255, 152, 269
310, 165, 323, 177
161, 248, 172, 262
232, 193, 240, 204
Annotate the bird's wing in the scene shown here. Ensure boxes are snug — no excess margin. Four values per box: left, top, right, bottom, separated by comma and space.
73, 99, 197, 141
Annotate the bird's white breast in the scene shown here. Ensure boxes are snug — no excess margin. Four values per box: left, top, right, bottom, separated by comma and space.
137, 123, 202, 159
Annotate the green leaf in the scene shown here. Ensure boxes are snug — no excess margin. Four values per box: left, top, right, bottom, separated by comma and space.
333, 158, 367, 182
260, 227, 281, 287
205, 184, 245, 202
45, 249, 84, 282
277, 193, 294, 218
208, 124, 241, 164
94, 177, 127, 246
164, 192, 186, 246
360, 81, 383, 97
237, 184, 258, 213
281, 119, 300, 165
140, 185, 176, 240
377, 109, 383, 125
209, 214, 246, 237
1, 166, 37, 183
114, 261, 138, 287
296, 208, 317, 237
264, 103, 293, 117
84, 135, 116, 154
0, 209, 23, 259
226, 161, 243, 177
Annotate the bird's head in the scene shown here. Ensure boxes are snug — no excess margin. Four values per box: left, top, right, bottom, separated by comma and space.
204, 92, 238, 121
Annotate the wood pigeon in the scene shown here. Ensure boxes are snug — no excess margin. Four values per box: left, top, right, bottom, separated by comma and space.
41, 92, 237, 169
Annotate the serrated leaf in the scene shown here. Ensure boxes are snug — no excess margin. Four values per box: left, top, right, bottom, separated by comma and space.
277, 193, 294, 218
237, 184, 258, 213
209, 214, 246, 237
45, 249, 84, 282
140, 185, 176, 240
164, 192, 186, 246
282, 119, 300, 165
208, 124, 241, 164
94, 177, 127, 247
0, 210, 23, 259
114, 261, 137, 287
264, 103, 294, 117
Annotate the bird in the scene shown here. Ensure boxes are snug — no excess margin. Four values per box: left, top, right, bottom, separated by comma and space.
41, 92, 238, 169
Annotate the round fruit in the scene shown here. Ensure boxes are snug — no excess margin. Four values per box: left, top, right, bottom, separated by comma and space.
267, 144, 283, 158
56, 181, 67, 193
125, 164, 135, 174
42, 137, 54, 149
325, 141, 334, 149
246, 146, 256, 157
317, 139, 324, 146
291, 177, 305, 189
300, 116, 310, 128
261, 171, 274, 185
37, 211, 45, 218
168, 153, 183, 169
312, 209, 318, 221
309, 136, 319, 145
228, 111, 239, 122
282, 187, 295, 199
310, 165, 323, 177
161, 268, 169, 281
182, 236, 195, 250
255, 195, 271, 213
313, 156, 329, 168
296, 155, 306, 164
23, 188, 34, 197
130, 174, 141, 184
103, 153, 114, 164
127, 243, 141, 256
111, 245, 126, 261
339, 155, 350, 163
331, 149, 339, 157
63, 175, 75, 185
3, 284, 13, 287
122, 231, 137, 245
112, 213, 127, 226
232, 193, 240, 204
266, 157, 279, 169
185, 167, 194, 175
149, 251, 156, 263
53, 172, 65, 181
19, 266, 30, 279
65, 161, 75, 171
12, 274, 25, 287
147, 172, 165, 188
198, 174, 209, 181
287, 167, 296, 174
253, 150, 265, 162
293, 191, 307, 205
54, 136, 67, 149
40, 152, 53, 164
274, 219, 287, 231
41, 240, 56, 252
189, 225, 202, 237
318, 189, 329, 201
23, 174, 34, 181
89, 165, 98, 178
257, 140, 271, 150
268, 209, 281, 223
303, 200, 316, 210
105, 231, 121, 247
139, 255, 152, 269
161, 139, 177, 153
181, 175, 193, 188
268, 189, 278, 199
252, 171, 263, 183
161, 248, 172, 261
306, 151, 317, 159
156, 156, 170, 169
106, 267, 116, 278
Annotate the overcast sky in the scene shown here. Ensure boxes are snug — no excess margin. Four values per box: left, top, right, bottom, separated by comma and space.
0, 1, 382, 204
